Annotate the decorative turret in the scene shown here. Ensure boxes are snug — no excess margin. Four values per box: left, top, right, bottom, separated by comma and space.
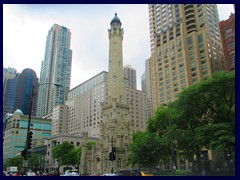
110, 12, 122, 28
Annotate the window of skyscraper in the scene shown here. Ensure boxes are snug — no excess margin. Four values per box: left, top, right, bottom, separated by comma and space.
200, 23, 205, 28
190, 62, 196, 67
192, 78, 198, 83
180, 74, 185, 79
187, 36, 193, 45
189, 51, 194, 56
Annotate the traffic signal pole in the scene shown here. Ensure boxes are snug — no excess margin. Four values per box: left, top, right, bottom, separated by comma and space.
22, 85, 35, 175
25, 85, 35, 158
22, 83, 61, 175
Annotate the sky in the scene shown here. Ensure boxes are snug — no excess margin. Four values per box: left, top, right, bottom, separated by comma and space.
3, 4, 235, 90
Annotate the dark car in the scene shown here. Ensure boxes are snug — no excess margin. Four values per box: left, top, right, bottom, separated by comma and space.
117, 169, 142, 176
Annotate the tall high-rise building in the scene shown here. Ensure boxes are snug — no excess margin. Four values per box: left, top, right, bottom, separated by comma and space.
14, 68, 38, 116
3, 67, 17, 86
148, 4, 225, 110
141, 58, 153, 118
3, 67, 18, 116
3, 68, 38, 117
37, 24, 72, 117
124, 64, 137, 89
219, 13, 235, 71
141, 71, 146, 92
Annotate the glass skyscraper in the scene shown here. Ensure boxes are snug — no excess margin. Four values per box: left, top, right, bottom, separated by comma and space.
14, 68, 38, 116
3, 68, 38, 117
37, 24, 72, 117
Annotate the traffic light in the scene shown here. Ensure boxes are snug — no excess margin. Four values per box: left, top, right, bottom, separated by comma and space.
21, 149, 26, 158
172, 150, 176, 158
112, 153, 116, 161
112, 147, 116, 153
109, 147, 117, 161
109, 152, 113, 161
26, 131, 33, 149
112, 147, 116, 161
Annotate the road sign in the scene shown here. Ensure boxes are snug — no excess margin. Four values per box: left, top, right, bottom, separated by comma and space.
23, 160, 28, 167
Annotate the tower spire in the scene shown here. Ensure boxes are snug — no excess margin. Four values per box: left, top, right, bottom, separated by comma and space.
108, 13, 124, 103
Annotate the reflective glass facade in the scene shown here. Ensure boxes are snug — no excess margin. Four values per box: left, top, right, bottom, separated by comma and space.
37, 24, 72, 117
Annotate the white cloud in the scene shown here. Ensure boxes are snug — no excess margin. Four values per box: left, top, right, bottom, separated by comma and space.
3, 4, 234, 90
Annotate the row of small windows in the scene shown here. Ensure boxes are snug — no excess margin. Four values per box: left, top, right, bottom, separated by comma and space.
7, 120, 51, 131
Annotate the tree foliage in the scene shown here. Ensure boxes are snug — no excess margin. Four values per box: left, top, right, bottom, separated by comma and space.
87, 141, 96, 150
71, 147, 81, 167
3, 156, 24, 171
128, 71, 235, 171
175, 71, 235, 151
28, 153, 42, 170
128, 131, 162, 169
52, 141, 81, 168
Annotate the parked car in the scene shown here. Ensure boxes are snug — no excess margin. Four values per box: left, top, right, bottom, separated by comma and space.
117, 169, 142, 176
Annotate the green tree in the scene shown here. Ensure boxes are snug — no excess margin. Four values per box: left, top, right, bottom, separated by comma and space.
52, 141, 75, 168
128, 131, 162, 170
52, 141, 82, 169
146, 70, 235, 172
175, 71, 235, 149
28, 153, 42, 171
171, 70, 234, 171
70, 147, 81, 168
147, 106, 176, 161
3, 156, 24, 171
87, 141, 96, 150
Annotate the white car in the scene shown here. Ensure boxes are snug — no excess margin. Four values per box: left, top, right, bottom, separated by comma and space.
60, 171, 79, 176
102, 173, 118, 176
27, 172, 36, 176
